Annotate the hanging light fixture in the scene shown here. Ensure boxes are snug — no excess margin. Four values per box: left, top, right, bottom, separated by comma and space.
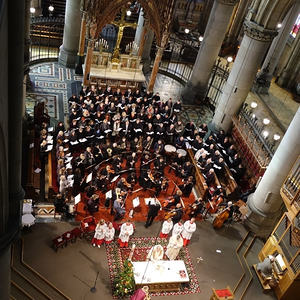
273, 134, 281, 141
277, 23, 282, 29
199, 36, 203, 42
126, 10, 132, 16
263, 118, 270, 125
250, 101, 258, 109
262, 130, 269, 138
30, 7, 36, 14
48, 5, 54, 12
227, 56, 233, 63
184, 28, 190, 34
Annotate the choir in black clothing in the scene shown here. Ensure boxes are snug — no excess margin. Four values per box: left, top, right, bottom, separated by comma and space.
46, 84, 246, 222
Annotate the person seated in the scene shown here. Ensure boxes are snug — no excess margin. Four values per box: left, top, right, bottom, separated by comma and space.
146, 245, 164, 262
175, 136, 186, 149
257, 255, 276, 281
164, 190, 182, 209
87, 194, 99, 214
188, 197, 204, 219
179, 176, 194, 197
204, 168, 216, 187
180, 161, 193, 178
153, 139, 164, 154
113, 198, 126, 221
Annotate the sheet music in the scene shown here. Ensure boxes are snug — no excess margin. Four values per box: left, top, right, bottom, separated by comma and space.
86, 172, 93, 183
74, 193, 81, 204
132, 197, 140, 208
46, 145, 53, 151
111, 175, 120, 183
144, 197, 155, 205
106, 190, 112, 199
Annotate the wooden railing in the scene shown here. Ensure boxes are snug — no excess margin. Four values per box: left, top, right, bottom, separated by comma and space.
281, 156, 300, 216
187, 149, 208, 199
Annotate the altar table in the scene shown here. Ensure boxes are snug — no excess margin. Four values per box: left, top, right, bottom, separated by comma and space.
132, 260, 189, 292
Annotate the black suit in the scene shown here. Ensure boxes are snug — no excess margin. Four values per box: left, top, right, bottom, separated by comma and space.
145, 203, 160, 227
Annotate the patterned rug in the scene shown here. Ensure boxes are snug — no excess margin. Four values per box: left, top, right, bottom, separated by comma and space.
106, 236, 201, 298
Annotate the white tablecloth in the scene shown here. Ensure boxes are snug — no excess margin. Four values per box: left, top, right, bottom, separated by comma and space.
132, 260, 189, 284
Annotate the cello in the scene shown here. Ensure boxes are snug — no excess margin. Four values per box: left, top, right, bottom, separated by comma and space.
212, 208, 230, 229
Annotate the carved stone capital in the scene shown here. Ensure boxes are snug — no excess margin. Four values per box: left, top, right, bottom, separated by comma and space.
217, 0, 239, 6
243, 21, 278, 42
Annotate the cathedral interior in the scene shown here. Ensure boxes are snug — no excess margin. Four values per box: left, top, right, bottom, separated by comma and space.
0, 0, 299, 299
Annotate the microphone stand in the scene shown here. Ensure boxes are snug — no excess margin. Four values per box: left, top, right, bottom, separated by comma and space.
90, 271, 99, 293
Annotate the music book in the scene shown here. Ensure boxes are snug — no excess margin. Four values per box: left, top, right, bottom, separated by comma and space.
106, 190, 112, 199
46, 145, 53, 151
132, 197, 140, 208
144, 198, 155, 205
70, 140, 79, 145
111, 175, 120, 183
74, 193, 81, 204
47, 127, 54, 132
86, 172, 93, 183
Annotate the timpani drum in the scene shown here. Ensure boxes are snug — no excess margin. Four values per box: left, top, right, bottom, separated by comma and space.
176, 149, 187, 157
165, 144, 176, 155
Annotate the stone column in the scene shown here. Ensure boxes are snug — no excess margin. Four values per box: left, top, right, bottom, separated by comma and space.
75, 11, 87, 75
256, 3, 300, 93
83, 39, 95, 86
245, 107, 300, 237
24, 0, 31, 75
142, 29, 154, 74
137, 26, 148, 57
225, 0, 252, 45
58, 0, 81, 68
133, 8, 144, 54
277, 29, 300, 88
148, 46, 164, 92
182, 0, 238, 104
212, 21, 277, 132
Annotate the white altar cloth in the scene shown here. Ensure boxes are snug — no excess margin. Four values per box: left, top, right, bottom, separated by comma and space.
132, 260, 189, 284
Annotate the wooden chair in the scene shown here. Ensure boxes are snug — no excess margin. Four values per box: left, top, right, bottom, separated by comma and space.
71, 227, 83, 243
80, 216, 97, 240
52, 236, 66, 251
62, 231, 73, 246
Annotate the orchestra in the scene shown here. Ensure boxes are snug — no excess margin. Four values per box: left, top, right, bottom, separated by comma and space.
46, 85, 245, 229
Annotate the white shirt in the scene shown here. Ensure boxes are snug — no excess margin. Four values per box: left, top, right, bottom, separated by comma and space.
172, 223, 183, 236
161, 220, 173, 234
181, 221, 196, 240
105, 227, 115, 242
93, 223, 107, 240
119, 223, 134, 242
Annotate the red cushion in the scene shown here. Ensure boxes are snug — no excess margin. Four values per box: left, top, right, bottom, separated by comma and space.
62, 231, 72, 240
215, 289, 232, 297
71, 227, 82, 237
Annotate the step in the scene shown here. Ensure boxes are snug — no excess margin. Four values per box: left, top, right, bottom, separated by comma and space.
12, 239, 70, 300
234, 232, 256, 299
11, 268, 50, 300
10, 280, 34, 300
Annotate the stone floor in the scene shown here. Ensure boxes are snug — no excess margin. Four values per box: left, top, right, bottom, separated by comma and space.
22, 221, 276, 300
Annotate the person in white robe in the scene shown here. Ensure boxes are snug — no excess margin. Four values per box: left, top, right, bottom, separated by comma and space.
146, 245, 164, 262
92, 219, 107, 248
105, 222, 115, 244
172, 221, 183, 236
118, 221, 134, 248
165, 234, 183, 260
182, 218, 196, 246
159, 218, 173, 238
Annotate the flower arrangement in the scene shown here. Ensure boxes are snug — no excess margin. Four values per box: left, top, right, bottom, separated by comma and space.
113, 259, 135, 298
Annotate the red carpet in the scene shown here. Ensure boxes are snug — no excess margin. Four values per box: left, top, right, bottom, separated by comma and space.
106, 237, 201, 298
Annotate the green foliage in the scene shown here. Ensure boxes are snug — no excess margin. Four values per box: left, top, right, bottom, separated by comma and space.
113, 259, 135, 298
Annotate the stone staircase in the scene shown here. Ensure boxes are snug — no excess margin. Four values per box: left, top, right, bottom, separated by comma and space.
233, 231, 276, 300
10, 239, 70, 300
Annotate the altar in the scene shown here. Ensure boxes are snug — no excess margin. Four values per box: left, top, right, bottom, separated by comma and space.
132, 260, 190, 292
88, 51, 146, 91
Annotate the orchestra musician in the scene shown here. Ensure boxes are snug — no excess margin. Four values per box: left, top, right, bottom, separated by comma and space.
187, 197, 204, 219
179, 176, 194, 197
126, 152, 138, 169
154, 156, 166, 175
164, 190, 183, 209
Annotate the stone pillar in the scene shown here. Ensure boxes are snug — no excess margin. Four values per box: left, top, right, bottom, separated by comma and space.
58, 0, 81, 68
24, 0, 31, 75
83, 39, 95, 86
225, 0, 252, 45
0, 248, 11, 300
148, 46, 164, 92
142, 29, 154, 73
256, 3, 300, 93
137, 26, 148, 57
245, 107, 300, 237
133, 8, 144, 54
212, 21, 277, 132
75, 11, 87, 75
182, 0, 238, 104
277, 29, 300, 88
